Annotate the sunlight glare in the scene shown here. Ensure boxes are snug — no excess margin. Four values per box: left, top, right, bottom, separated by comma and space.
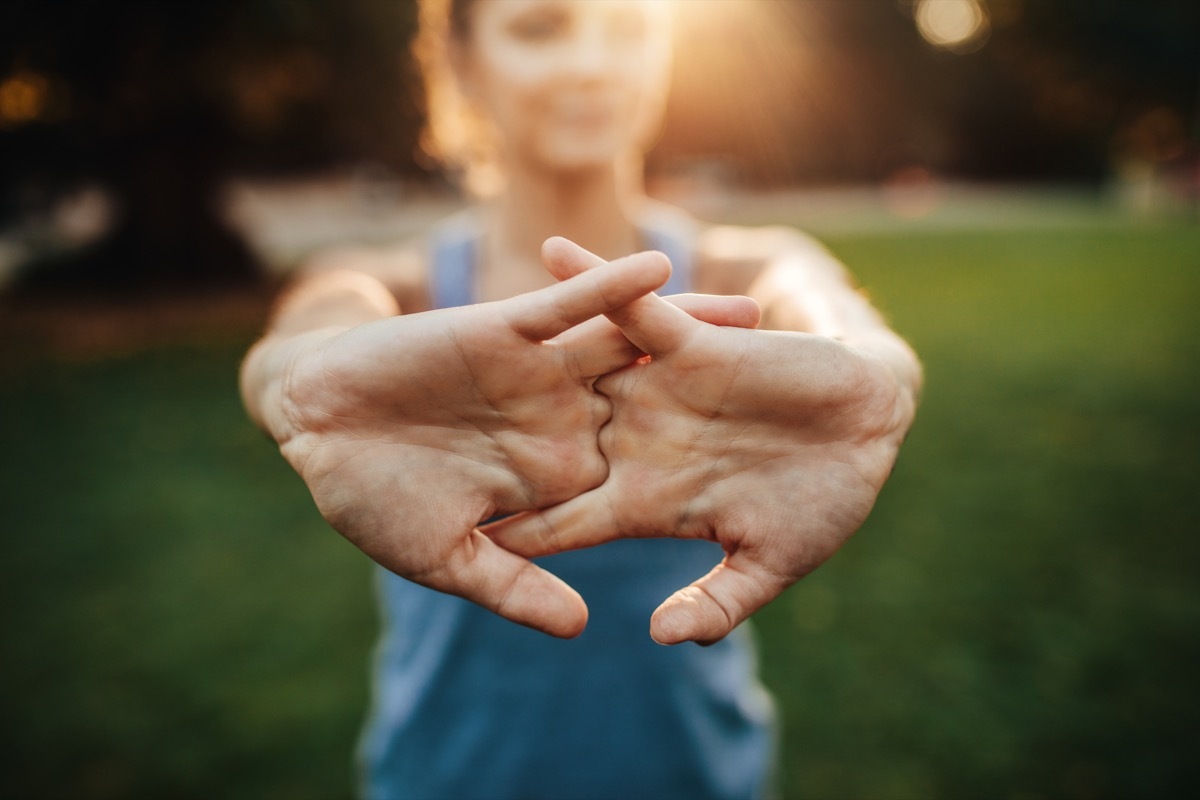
662, 0, 824, 184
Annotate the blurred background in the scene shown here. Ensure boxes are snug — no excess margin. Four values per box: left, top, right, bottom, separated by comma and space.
1, 1, 1197, 798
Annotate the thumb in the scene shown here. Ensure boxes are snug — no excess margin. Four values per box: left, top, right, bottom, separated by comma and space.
483, 486, 623, 558
428, 530, 590, 638
649, 553, 788, 645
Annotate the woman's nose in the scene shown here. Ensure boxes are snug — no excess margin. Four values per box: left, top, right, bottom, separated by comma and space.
563, 19, 621, 80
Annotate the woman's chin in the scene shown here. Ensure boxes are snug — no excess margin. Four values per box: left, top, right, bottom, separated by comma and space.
526, 141, 638, 178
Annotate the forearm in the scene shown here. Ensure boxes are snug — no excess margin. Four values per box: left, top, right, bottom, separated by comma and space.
750, 242, 923, 412
239, 270, 399, 441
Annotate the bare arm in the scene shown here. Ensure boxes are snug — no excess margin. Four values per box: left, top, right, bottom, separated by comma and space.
696, 224, 922, 431
732, 226, 923, 407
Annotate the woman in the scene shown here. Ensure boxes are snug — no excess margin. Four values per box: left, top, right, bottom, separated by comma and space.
240, 1, 921, 797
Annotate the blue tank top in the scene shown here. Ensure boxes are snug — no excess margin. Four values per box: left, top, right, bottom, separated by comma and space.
358, 216, 777, 800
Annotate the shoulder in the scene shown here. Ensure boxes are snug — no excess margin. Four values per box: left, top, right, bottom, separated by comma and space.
697, 223, 829, 264
296, 209, 481, 315
692, 221, 833, 296
301, 240, 429, 314
635, 198, 834, 295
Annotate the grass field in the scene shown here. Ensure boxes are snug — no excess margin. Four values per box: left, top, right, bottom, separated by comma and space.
2, 211, 1198, 799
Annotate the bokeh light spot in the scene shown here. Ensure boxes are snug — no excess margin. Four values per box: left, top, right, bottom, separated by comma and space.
915, 0, 990, 54
0, 71, 49, 127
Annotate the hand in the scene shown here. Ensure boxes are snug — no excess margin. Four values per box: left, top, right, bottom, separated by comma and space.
487, 239, 916, 644
271, 251, 759, 638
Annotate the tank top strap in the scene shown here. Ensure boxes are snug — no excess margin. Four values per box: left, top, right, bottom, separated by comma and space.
638, 222, 694, 296
428, 212, 480, 310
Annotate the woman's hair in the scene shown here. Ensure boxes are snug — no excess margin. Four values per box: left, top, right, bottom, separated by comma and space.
413, 0, 504, 194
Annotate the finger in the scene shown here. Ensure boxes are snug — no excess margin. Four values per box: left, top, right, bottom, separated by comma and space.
558, 294, 760, 379
484, 490, 623, 558
667, 293, 761, 330
505, 250, 670, 342
541, 237, 701, 358
648, 552, 788, 645
540, 237, 761, 341
555, 315, 644, 379
541, 235, 605, 278
434, 530, 590, 638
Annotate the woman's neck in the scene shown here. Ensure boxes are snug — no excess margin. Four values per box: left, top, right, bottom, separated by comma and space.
475, 159, 646, 300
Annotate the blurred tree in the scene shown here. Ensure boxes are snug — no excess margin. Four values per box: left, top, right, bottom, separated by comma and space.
0, 0, 418, 294
966, 0, 1200, 180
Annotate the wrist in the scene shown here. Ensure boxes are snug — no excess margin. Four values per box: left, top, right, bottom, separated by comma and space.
845, 330, 922, 433
241, 269, 399, 443
240, 327, 348, 445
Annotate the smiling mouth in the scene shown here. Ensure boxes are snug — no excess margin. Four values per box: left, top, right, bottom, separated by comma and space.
559, 110, 615, 129
554, 100, 620, 128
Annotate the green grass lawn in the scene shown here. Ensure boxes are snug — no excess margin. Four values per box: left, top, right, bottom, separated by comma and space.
2, 217, 1198, 799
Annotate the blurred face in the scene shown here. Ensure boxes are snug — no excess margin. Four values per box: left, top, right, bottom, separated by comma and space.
454, 0, 674, 175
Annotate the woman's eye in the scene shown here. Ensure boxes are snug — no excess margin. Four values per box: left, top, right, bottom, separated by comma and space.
507, 8, 570, 41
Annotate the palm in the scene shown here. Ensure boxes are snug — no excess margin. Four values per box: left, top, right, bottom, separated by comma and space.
305, 310, 611, 515
489, 240, 913, 644
276, 254, 674, 637
606, 328, 885, 522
